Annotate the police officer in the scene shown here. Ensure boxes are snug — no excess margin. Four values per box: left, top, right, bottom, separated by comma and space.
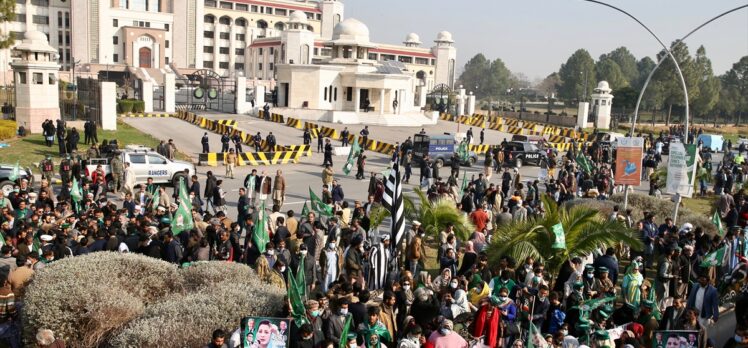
360, 126, 370, 147
220, 132, 230, 153
232, 133, 243, 153
40, 155, 55, 185
323, 138, 333, 166
317, 132, 323, 153
253, 132, 262, 152
59, 155, 72, 185
340, 127, 350, 147
201, 132, 210, 153
303, 129, 311, 145
451, 153, 461, 178
266, 132, 277, 152
110, 154, 124, 194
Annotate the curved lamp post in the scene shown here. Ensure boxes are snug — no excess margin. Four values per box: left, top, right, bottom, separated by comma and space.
621, 4, 748, 219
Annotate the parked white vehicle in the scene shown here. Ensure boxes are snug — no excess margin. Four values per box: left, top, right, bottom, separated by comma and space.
83, 145, 195, 190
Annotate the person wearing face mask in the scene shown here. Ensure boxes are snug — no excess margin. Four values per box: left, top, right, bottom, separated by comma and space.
263, 241, 277, 269
395, 278, 415, 327
303, 300, 325, 346
292, 245, 315, 291
582, 265, 598, 299
325, 298, 350, 342
427, 319, 467, 348
320, 241, 342, 293
296, 323, 316, 348
397, 324, 423, 348
345, 238, 364, 279
489, 269, 517, 297
357, 306, 391, 348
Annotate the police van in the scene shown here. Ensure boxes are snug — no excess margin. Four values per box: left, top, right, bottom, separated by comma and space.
412, 133, 478, 168
83, 145, 196, 190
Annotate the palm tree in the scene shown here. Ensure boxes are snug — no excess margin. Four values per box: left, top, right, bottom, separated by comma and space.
403, 188, 475, 241
487, 195, 642, 282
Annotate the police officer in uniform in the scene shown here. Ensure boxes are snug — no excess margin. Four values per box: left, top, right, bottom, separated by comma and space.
266, 132, 277, 152
232, 133, 243, 153
303, 129, 312, 145
340, 127, 350, 147
40, 155, 55, 185
220, 132, 230, 153
253, 132, 262, 152
323, 138, 334, 166
201, 132, 210, 153
110, 154, 124, 194
59, 155, 72, 186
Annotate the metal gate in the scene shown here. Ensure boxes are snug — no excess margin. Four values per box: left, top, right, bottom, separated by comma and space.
427, 83, 454, 114
175, 69, 235, 113
72, 77, 101, 125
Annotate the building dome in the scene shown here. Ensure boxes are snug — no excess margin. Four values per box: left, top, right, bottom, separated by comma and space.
595, 81, 612, 93
435, 30, 454, 43
405, 33, 421, 44
14, 30, 57, 54
289, 10, 308, 24
329, 18, 374, 47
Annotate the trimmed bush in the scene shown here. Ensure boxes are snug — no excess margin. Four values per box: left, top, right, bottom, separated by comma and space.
116, 99, 145, 114
566, 193, 716, 234
0, 120, 15, 140
23, 253, 284, 347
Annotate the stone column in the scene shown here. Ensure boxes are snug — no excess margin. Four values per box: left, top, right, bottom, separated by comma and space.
467, 93, 476, 116
142, 81, 153, 112
457, 87, 466, 116
577, 102, 589, 129
164, 73, 176, 113
354, 87, 360, 113
236, 76, 250, 114
379, 89, 385, 115
100, 81, 117, 130
418, 86, 426, 108
255, 85, 266, 106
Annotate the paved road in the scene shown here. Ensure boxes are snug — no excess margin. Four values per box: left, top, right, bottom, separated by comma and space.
710, 309, 735, 348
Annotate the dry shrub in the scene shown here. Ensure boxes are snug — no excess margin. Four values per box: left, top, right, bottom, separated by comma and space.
23, 253, 284, 348
566, 193, 716, 234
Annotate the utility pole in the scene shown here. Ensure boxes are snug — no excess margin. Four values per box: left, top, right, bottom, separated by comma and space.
72, 57, 80, 120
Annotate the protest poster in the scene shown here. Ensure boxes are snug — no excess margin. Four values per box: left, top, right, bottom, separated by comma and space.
241, 317, 291, 348
614, 137, 644, 186
652, 330, 699, 348
666, 143, 698, 198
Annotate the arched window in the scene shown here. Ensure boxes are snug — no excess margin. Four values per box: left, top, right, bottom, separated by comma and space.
307, 25, 314, 32
204, 15, 215, 24
274, 22, 285, 31
256, 20, 268, 29
235, 18, 247, 27
218, 16, 231, 25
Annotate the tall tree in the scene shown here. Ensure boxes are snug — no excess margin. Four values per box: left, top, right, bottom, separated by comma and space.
635, 56, 657, 90
536, 72, 561, 97
720, 56, 748, 124
485, 58, 513, 99
595, 58, 629, 90
0, 1, 16, 49
457, 54, 491, 98
557, 49, 596, 102
651, 41, 701, 125
600, 47, 639, 86
691, 46, 720, 120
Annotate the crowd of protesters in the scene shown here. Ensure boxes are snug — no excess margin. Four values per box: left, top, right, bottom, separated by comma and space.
0, 123, 747, 348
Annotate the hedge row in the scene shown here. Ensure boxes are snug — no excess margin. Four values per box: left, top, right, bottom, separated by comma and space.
0, 120, 15, 140
116, 99, 145, 113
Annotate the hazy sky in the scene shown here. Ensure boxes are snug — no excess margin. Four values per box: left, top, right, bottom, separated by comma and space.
345, 0, 748, 81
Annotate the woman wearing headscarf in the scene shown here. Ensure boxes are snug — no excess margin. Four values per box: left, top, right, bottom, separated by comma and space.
468, 274, 490, 309
622, 261, 644, 308
457, 241, 477, 276
431, 268, 452, 293
470, 295, 504, 348
449, 278, 471, 318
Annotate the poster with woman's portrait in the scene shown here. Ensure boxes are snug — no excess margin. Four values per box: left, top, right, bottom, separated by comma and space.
652, 330, 699, 348
241, 317, 290, 348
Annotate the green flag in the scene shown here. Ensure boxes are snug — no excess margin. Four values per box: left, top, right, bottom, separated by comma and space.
8, 161, 20, 181
301, 200, 310, 217
459, 170, 468, 197
712, 210, 724, 236
70, 177, 82, 203
150, 187, 161, 211
171, 177, 194, 235
308, 187, 332, 216
576, 152, 593, 175
701, 246, 726, 267
342, 136, 362, 175
288, 267, 308, 328
253, 201, 269, 253
527, 321, 549, 348
338, 315, 353, 348
296, 254, 307, 300
551, 223, 566, 249
458, 139, 469, 162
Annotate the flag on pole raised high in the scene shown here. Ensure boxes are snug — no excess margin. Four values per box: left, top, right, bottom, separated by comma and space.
701, 246, 726, 267
8, 161, 20, 181
576, 152, 593, 175
253, 201, 269, 253
382, 152, 405, 250
171, 177, 194, 235
342, 136, 362, 175
150, 188, 161, 212
301, 200, 309, 217
287, 266, 308, 328
308, 187, 333, 216
338, 315, 353, 348
459, 170, 468, 197
712, 210, 724, 236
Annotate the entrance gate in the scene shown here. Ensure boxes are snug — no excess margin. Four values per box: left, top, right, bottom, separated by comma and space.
175, 69, 235, 113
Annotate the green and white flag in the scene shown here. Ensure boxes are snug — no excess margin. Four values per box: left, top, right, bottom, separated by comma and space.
576, 152, 593, 175
527, 321, 549, 348
8, 161, 20, 181
701, 246, 726, 267
551, 223, 566, 249
712, 210, 724, 236
150, 187, 161, 211
296, 254, 307, 300
308, 187, 332, 217
253, 201, 269, 253
458, 139, 469, 162
301, 200, 309, 217
338, 315, 353, 348
342, 136, 362, 175
459, 170, 468, 197
288, 266, 308, 328
70, 177, 82, 203
170, 178, 194, 235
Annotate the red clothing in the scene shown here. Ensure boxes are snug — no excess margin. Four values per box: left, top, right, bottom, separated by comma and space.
470, 209, 489, 231
472, 304, 502, 348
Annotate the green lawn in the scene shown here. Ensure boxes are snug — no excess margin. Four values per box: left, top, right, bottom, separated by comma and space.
682, 195, 714, 216
1, 120, 187, 168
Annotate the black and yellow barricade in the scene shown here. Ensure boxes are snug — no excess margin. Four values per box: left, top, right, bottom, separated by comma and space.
283, 145, 312, 157
547, 142, 585, 152
557, 128, 576, 139
547, 134, 567, 143
319, 126, 338, 139
543, 126, 559, 136
119, 112, 174, 118
504, 126, 523, 135
504, 119, 519, 127
470, 144, 490, 154
286, 117, 303, 129
522, 122, 539, 131
271, 113, 284, 123
362, 139, 396, 155
199, 150, 302, 166
439, 113, 455, 121
216, 120, 237, 127
486, 122, 503, 131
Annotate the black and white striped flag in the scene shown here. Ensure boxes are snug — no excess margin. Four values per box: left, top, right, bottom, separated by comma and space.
382, 154, 405, 251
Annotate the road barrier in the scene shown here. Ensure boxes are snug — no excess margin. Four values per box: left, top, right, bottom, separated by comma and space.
216, 120, 237, 127
119, 112, 174, 118
199, 150, 303, 166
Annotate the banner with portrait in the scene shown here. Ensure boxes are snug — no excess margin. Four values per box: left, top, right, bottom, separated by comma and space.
241, 317, 291, 348
652, 330, 699, 348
